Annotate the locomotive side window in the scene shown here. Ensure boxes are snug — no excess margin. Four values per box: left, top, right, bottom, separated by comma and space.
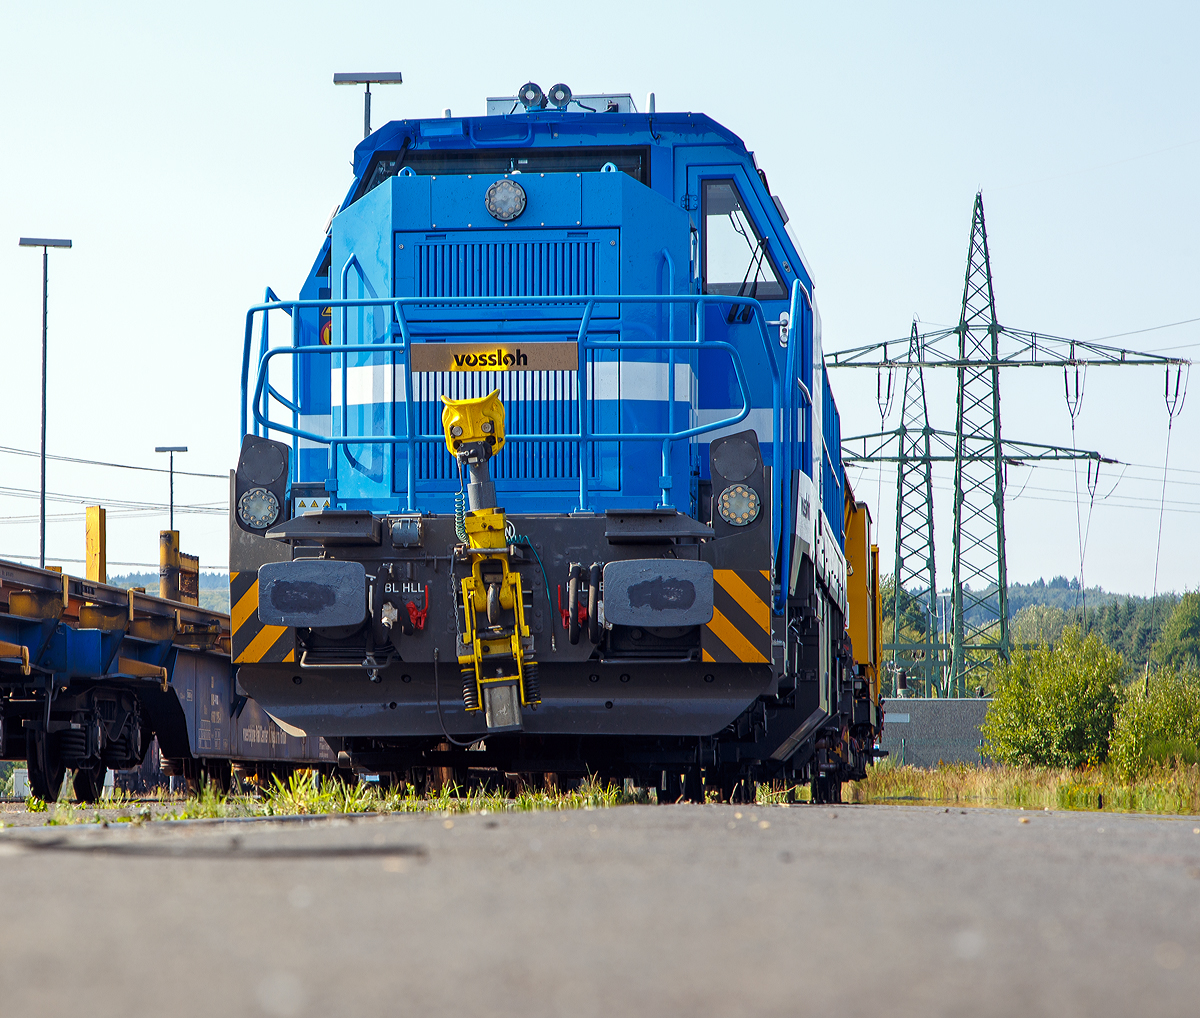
702, 179, 786, 300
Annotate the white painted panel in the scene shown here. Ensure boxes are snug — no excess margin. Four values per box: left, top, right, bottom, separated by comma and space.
330, 365, 398, 406
298, 414, 331, 450
692, 407, 773, 444
590, 362, 694, 402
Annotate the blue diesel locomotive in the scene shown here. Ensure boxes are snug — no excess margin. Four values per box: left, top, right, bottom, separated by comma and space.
231, 85, 881, 802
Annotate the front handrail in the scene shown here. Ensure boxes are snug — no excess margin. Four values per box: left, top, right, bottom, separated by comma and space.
242, 292, 784, 584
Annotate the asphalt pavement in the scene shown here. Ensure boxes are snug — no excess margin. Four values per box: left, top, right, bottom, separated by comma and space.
1, 802, 1198, 1017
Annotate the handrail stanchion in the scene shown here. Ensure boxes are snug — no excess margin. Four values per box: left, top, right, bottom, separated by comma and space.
780, 280, 800, 609
339, 258, 357, 446
396, 302, 417, 512
662, 249, 677, 509
576, 300, 595, 512
290, 307, 301, 485
255, 287, 290, 439
766, 313, 782, 606
256, 304, 270, 437
240, 310, 256, 438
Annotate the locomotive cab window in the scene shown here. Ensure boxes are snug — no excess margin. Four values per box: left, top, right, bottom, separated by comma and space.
702, 179, 786, 300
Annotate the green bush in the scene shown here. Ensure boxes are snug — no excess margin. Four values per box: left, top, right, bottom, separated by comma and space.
1109, 670, 1200, 776
981, 627, 1123, 767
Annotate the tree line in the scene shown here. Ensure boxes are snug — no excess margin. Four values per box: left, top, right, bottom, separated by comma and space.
879, 575, 1185, 695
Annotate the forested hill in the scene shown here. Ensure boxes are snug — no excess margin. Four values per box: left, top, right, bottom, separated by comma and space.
1006, 578, 1179, 672
1007, 577, 1125, 614
884, 573, 1186, 681
109, 572, 229, 615
963, 577, 1177, 630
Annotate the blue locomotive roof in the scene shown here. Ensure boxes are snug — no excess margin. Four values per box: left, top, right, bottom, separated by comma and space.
300, 109, 814, 300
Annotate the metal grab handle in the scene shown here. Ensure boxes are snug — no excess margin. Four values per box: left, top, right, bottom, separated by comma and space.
299, 650, 393, 672
587, 563, 602, 645
567, 564, 583, 646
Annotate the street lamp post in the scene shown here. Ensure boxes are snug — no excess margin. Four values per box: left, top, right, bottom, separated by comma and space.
154, 446, 188, 531
19, 237, 72, 570
333, 72, 403, 138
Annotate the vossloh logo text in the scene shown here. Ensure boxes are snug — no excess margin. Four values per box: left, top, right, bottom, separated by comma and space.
452, 347, 529, 369
410, 341, 578, 373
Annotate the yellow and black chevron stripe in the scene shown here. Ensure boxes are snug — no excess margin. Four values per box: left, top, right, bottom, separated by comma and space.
231, 570, 295, 665
702, 569, 771, 664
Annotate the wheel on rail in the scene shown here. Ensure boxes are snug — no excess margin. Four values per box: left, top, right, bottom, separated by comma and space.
201, 759, 232, 795
657, 770, 683, 804
810, 775, 842, 805
73, 760, 106, 803
715, 765, 749, 804
26, 730, 65, 802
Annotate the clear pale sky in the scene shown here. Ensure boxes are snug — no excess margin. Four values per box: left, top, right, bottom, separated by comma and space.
2, 1, 1197, 595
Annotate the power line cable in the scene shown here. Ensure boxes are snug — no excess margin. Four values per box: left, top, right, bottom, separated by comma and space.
0, 444, 227, 479
0, 484, 224, 512
0, 551, 229, 570
1089, 316, 1200, 343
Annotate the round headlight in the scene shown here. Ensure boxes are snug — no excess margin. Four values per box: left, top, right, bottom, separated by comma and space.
485, 178, 527, 222
518, 81, 545, 111
717, 484, 760, 527
238, 487, 280, 529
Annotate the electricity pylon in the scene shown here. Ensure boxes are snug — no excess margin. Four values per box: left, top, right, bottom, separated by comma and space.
832, 192, 1188, 696
950, 194, 1006, 694
892, 322, 940, 691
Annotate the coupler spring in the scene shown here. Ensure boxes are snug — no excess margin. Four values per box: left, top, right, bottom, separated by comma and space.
523, 662, 541, 705
461, 668, 480, 711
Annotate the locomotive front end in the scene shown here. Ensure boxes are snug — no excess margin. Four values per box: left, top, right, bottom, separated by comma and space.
231, 89, 879, 799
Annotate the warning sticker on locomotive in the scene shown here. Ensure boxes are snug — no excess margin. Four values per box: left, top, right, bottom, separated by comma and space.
410, 342, 578, 372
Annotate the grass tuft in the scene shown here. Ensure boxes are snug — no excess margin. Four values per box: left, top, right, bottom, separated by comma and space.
95, 771, 641, 822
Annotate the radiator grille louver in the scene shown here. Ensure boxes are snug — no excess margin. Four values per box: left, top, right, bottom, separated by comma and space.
415, 240, 599, 298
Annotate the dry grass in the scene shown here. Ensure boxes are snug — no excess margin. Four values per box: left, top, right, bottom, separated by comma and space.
848, 761, 1200, 814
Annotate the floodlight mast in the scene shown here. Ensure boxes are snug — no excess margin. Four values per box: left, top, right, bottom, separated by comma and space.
19, 236, 72, 570
154, 446, 188, 532
333, 72, 403, 139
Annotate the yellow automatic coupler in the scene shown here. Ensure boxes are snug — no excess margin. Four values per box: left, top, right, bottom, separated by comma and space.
440, 390, 539, 730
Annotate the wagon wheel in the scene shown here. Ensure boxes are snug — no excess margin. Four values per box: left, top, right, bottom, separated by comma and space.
26, 730, 65, 802
73, 760, 106, 803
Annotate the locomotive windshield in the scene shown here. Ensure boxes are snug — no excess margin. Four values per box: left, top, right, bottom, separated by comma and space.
357, 146, 649, 201
702, 179, 786, 300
